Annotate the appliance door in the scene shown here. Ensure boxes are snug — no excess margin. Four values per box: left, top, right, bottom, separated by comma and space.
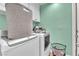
39, 33, 50, 56
44, 34, 50, 51
0, 45, 2, 56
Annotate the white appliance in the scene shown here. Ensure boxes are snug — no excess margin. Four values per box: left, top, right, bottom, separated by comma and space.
0, 30, 2, 55
38, 33, 50, 56
0, 34, 39, 56
0, 32, 50, 56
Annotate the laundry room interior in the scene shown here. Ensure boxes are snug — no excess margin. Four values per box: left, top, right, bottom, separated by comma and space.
0, 3, 78, 56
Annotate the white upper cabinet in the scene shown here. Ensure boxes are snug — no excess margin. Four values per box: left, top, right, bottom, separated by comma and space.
0, 3, 5, 11
0, 3, 6, 15
0, 3, 40, 22
28, 4, 40, 22
22, 3, 40, 22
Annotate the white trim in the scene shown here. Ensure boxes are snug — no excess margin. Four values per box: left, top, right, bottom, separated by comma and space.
72, 3, 76, 56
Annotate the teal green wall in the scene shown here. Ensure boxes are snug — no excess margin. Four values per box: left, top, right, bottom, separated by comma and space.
0, 14, 7, 30
40, 3, 72, 55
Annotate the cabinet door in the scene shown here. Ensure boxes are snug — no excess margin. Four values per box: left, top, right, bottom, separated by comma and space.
0, 3, 5, 11
33, 4, 40, 22
28, 3, 40, 22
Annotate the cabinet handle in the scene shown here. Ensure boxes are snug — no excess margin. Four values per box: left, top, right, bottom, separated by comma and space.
35, 19, 37, 20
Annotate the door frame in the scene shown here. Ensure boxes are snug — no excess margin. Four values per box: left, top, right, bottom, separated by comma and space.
72, 3, 77, 56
